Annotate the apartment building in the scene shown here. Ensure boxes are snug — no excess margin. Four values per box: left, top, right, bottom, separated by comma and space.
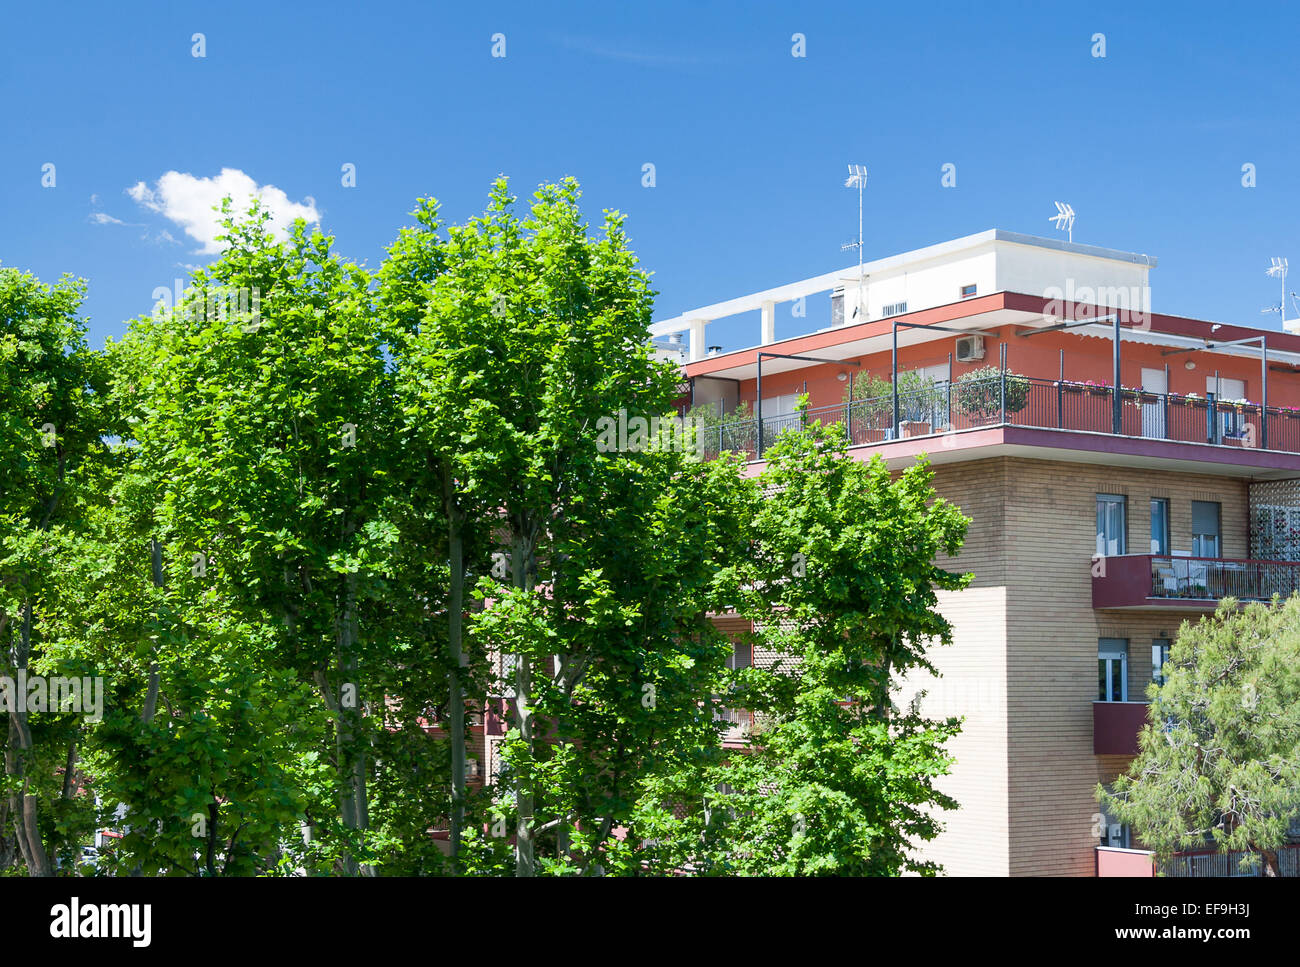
656, 229, 1300, 876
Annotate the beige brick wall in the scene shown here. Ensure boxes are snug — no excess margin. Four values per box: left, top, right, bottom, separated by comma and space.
908, 456, 1248, 876
899, 586, 1009, 876
902, 460, 1011, 875
1002, 458, 1246, 876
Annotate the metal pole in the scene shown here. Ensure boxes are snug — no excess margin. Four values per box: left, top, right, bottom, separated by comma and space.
1164, 363, 1170, 440
1058, 348, 1064, 429
891, 324, 899, 437
1112, 312, 1122, 435
1000, 343, 1007, 425
1210, 369, 1220, 444
847, 368, 854, 438
858, 179, 864, 302
1262, 342, 1269, 449
947, 352, 953, 430
756, 354, 763, 458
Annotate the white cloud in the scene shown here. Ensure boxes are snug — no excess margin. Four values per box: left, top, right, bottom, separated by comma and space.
127, 168, 321, 254
89, 212, 126, 225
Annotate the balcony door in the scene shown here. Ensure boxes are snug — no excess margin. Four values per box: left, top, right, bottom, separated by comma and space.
1098, 638, 1128, 702
1207, 376, 1247, 442
1096, 494, 1127, 557
1141, 368, 1167, 439
759, 392, 801, 445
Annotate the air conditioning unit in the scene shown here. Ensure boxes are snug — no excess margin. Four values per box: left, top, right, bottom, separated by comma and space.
955, 334, 985, 363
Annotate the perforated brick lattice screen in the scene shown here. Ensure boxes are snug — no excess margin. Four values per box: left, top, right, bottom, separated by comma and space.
1249, 477, 1300, 561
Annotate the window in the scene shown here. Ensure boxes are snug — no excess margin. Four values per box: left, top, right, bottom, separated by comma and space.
760, 393, 800, 416
1097, 795, 1131, 848
1207, 377, 1248, 440
1191, 500, 1221, 557
727, 641, 752, 671
882, 301, 908, 318
960, 283, 977, 298
1098, 639, 1128, 702
1207, 376, 1246, 402
1150, 498, 1170, 555
1151, 639, 1171, 686
1096, 494, 1127, 556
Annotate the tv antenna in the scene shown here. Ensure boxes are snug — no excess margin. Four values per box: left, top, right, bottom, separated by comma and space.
1049, 201, 1075, 243
1262, 257, 1289, 327
843, 164, 867, 320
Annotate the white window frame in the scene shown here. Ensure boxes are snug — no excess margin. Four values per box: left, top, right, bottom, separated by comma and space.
1099, 638, 1128, 703
1151, 639, 1171, 686
1097, 494, 1127, 557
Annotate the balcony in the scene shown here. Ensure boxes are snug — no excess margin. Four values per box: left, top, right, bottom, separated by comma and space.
695, 375, 1300, 463
1093, 701, 1148, 755
715, 706, 753, 747
1098, 844, 1300, 877
1092, 553, 1300, 609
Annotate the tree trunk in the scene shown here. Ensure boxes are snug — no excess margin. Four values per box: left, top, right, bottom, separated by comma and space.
5, 603, 53, 876
205, 801, 219, 876
1257, 846, 1280, 877
331, 563, 373, 876
512, 529, 536, 877
312, 572, 372, 877
61, 741, 77, 800
442, 468, 467, 866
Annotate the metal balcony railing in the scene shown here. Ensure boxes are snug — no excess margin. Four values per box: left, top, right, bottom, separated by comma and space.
1158, 844, 1300, 877
1093, 553, 1300, 608
694, 374, 1300, 461
1098, 843, 1300, 876
1148, 555, 1300, 602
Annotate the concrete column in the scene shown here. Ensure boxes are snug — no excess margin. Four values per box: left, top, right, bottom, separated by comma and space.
761, 301, 776, 345
689, 318, 708, 362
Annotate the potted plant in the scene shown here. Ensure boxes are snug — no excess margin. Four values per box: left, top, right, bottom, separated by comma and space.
686, 398, 756, 454
953, 366, 1031, 422
843, 372, 896, 443
894, 369, 946, 436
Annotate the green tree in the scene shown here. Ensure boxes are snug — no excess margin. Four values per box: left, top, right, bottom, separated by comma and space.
107, 203, 436, 874
377, 194, 495, 868
393, 177, 743, 876
0, 266, 105, 875
1099, 596, 1300, 877
37, 458, 326, 876
705, 415, 971, 875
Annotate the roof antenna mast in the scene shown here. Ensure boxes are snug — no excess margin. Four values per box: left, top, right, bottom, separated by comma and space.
1264, 257, 1289, 328
1049, 201, 1076, 243
843, 164, 868, 319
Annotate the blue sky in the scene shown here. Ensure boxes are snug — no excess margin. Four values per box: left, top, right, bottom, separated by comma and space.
3, 0, 1299, 352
